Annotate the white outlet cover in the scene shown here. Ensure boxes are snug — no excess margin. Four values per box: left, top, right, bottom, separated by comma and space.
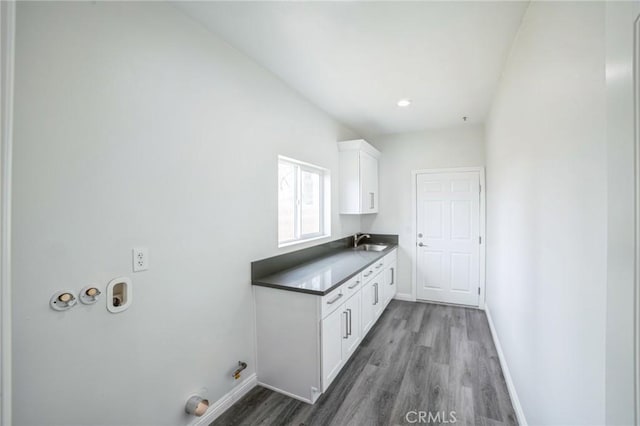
132, 247, 149, 272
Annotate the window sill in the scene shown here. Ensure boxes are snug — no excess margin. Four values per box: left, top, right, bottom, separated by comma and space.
278, 234, 331, 249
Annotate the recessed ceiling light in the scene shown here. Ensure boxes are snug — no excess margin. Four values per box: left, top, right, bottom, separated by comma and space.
397, 99, 411, 107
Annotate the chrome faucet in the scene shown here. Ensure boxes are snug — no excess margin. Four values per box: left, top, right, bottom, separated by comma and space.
353, 233, 371, 248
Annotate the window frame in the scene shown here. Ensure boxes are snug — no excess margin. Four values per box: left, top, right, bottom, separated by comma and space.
277, 155, 331, 247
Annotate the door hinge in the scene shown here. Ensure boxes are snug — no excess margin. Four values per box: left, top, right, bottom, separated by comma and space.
479, 236, 482, 244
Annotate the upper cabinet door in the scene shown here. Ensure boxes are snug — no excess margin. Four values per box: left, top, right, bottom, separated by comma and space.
338, 139, 380, 215
359, 151, 378, 214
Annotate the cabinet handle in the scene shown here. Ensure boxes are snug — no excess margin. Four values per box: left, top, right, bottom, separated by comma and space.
390, 267, 395, 285
327, 293, 343, 305
347, 308, 352, 336
375, 262, 383, 269
343, 311, 349, 339
364, 270, 373, 278
374, 283, 378, 304
370, 192, 374, 209
348, 281, 359, 289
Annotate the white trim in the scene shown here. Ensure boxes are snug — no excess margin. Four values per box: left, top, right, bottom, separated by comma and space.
0, 2, 15, 426
337, 139, 381, 158
411, 166, 486, 309
277, 155, 331, 248
485, 304, 528, 426
191, 373, 258, 426
257, 381, 313, 404
393, 292, 416, 302
278, 233, 331, 249
415, 298, 482, 310
634, 12, 640, 426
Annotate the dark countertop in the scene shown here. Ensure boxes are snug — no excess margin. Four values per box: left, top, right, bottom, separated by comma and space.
252, 244, 398, 296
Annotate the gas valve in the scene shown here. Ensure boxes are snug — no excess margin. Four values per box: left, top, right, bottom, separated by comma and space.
233, 361, 247, 380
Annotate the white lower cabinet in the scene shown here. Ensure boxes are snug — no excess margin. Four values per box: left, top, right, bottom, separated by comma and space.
371, 272, 385, 320
361, 280, 375, 336
321, 302, 346, 389
384, 260, 397, 306
254, 248, 398, 404
342, 290, 361, 359
321, 290, 362, 392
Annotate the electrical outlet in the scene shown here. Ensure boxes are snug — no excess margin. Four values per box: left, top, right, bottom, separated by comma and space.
132, 247, 149, 272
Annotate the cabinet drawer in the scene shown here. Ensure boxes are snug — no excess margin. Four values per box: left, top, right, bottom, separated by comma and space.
343, 273, 362, 299
372, 258, 385, 274
361, 265, 377, 283
321, 285, 346, 319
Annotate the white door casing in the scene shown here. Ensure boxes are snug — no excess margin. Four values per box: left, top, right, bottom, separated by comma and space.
0, 2, 15, 425
634, 12, 640, 426
415, 169, 484, 307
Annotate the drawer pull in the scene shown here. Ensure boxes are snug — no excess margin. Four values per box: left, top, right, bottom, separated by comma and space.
348, 281, 360, 289
327, 293, 343, 305
375, 263, 383, 269
364, 271, 373, 278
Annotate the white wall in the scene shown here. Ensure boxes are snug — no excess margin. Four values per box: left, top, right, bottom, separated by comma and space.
12, 2, 360, 425
485, 2, 606, 425
605, 2, 640, 424
361, 125, 485, 297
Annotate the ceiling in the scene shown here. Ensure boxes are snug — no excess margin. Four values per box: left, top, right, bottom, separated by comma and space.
175, 1, 529, 137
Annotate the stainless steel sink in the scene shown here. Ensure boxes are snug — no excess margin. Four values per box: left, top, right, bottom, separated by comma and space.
355, 244, 388, 252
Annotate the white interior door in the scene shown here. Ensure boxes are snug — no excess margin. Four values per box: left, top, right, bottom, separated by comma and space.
416, 171, 481, 306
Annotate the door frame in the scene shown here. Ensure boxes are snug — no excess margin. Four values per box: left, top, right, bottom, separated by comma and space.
411, 167, 486, 309
0, 2, 15, 425
634, 12, 640, 426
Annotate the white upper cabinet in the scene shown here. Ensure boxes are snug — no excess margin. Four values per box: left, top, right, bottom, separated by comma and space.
338, 139, 380, 214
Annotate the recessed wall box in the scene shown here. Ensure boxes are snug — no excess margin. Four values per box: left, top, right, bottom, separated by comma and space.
106, 277, 132, 313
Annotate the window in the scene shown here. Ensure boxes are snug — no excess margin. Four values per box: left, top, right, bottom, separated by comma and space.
278, 156, 330, 246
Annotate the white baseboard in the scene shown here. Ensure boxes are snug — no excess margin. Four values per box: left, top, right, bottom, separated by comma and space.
393, 292, 416, 302
192, 373, 257, 426
257, 381, 314, 404
484, 304, 527, 426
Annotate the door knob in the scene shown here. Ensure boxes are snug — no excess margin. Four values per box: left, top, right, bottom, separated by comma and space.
418, 233, 423, 238
418, 242, 424, 247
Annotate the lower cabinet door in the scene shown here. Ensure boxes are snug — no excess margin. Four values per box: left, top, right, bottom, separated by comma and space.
321, 304, 347, 391
361, 281, 375, 336
384, 261, 397, 306
342, 291, 362, 360
371, 274, 384, 319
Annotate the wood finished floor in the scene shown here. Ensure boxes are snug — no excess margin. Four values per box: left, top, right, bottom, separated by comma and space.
212, 301, 517, 426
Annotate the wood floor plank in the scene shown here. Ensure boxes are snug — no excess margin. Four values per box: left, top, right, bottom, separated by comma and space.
470, 340, 503, 423
325, 363, 382, 425
429, 306, 452, 364
488, 351, 518, 426
289, 346, 376, 426
388, 345, 431, 426
211, 301, 518, 426
405, 301, 426, 333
